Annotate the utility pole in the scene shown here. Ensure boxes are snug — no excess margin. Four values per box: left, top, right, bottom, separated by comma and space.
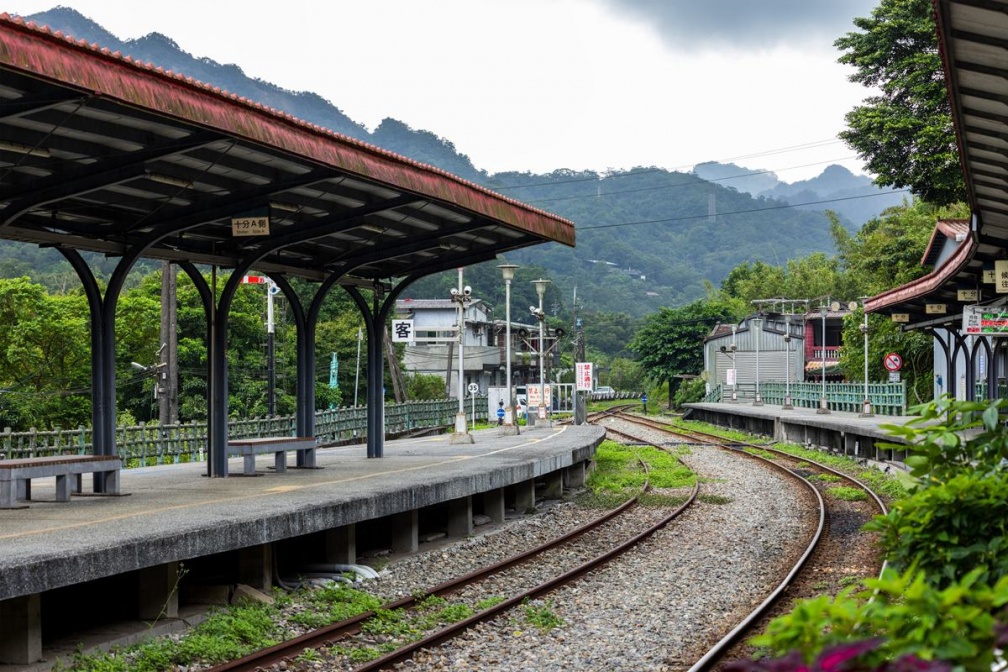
159, 260, 178, 425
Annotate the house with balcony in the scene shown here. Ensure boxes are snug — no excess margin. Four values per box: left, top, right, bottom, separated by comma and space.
803, 306, 852, 382
394, 298, 544, 398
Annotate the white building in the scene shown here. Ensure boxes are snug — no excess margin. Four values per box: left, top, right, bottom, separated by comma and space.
395, 298, 547, 398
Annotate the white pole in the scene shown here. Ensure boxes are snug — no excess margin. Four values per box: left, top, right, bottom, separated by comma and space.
861, 303, 873, 416
498, 264, 519, 433
754, 317, 763, 405
457, 268, 465, 418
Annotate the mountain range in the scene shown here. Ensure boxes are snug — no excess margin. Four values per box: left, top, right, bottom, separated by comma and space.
15, 7, 905, 318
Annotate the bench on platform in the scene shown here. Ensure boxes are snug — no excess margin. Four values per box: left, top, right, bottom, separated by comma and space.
0, 455, 122, 509
226, 437, 317, 476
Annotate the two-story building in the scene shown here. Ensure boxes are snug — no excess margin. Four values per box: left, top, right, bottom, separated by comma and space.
394, 298, 545, 398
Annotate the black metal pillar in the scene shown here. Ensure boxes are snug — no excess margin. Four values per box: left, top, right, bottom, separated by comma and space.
58, 250, 107, 484
178, 263, 215, 476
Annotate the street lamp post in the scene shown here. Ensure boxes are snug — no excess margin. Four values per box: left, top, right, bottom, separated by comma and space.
497, 263, 520, 435
449, 269, 474, 444
753, 316, 763, 405
532, 278, 551, 426
730, 325, 738, 402
818, 299, 833, 415
783, 314, 793, 409
860, 299, 873, 417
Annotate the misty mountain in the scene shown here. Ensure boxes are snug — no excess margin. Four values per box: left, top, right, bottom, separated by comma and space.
18, 7, 880, 317
693, 161, 906, 225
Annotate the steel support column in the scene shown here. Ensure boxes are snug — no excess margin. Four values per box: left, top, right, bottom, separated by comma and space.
58, 249, 107, 487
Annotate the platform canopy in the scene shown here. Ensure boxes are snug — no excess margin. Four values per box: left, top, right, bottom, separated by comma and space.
0, 14, 575, 282
866, 0, 1008, 325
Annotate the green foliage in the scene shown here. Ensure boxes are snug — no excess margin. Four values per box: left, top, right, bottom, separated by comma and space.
586, 440, 693, 495
673, 376, 706, 409
864, 398, 1008, 588
407, 373, 446, 401
630, 299, 731, 402
522, 600, 564, 631
826, 485, 867, 501
835, 0, 965, 205
753, 568, 1008, 672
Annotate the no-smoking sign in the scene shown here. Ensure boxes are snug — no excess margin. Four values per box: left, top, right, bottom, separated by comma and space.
883, 352, 902, 372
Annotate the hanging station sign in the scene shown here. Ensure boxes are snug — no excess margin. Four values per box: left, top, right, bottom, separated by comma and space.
996, 260, 1008, 293
925, 303, 947, 315
958, 289, 979, 302
891, 313, 910, 323
231, 215, 270, 236
963, 305, 1008, 336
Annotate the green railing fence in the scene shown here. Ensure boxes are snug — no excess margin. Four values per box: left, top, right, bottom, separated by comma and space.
0, 398, 487, 466
702, 381, 906, 416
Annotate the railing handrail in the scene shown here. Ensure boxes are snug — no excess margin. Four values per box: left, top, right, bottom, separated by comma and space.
706, 380, 906, 416
0, 398, 488, 466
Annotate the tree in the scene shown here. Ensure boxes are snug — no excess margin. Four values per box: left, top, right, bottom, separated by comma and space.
630, 300, 731, 408
835, 0, 966, 205
832, 200, 969, 404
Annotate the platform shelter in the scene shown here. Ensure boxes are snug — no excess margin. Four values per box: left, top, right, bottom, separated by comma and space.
0, 15, 575, 480
865, 1, 1008, 402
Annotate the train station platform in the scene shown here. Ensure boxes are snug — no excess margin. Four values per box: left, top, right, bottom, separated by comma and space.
0, 423, 603, 666
683, 401, 915, 465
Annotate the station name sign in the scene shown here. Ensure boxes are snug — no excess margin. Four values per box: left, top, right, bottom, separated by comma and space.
963, 305, 1008, 336
231, 216, 270, 237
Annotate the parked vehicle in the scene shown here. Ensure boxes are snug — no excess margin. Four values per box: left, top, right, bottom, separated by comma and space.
594, 386, 615, 398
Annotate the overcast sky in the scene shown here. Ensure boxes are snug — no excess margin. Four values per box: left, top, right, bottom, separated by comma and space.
3, 0, 880, 182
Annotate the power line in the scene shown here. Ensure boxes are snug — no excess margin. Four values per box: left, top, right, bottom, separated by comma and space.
579, 189, 911, 231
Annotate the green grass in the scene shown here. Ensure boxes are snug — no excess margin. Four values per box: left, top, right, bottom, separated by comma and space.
809, 473, 842, 483
522, 600, 564, 631
827, 485, 868, 501
586, 440, 694, 500
765, 442, 907, 500
54, 601, 285, 672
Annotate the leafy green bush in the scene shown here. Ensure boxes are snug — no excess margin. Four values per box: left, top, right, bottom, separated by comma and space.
745, 397, 1008, 670
867, 471, 1008, 587
871, 397, 1008, 587
673, 376, 706, 408
749, 568, 1008, 672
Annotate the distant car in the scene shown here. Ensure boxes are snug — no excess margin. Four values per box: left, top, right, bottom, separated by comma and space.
595, 386, 615, 397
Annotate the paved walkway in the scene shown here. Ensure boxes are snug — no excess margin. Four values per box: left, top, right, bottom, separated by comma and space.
0, 423, 604, 602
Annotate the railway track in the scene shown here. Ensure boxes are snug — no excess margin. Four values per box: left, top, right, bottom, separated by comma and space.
604, 411, 887, 671
209, 429, 697, 672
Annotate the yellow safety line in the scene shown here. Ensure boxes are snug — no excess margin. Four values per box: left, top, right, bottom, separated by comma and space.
0, 426, 569, 540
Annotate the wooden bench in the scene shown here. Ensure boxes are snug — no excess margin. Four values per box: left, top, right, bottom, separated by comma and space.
226, 437, 317, 476
0, 455, 122, 509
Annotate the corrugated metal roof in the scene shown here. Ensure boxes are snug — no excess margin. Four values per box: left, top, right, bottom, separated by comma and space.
863, 1, 1008, 325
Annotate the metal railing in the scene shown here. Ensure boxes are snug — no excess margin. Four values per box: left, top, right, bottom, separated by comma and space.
703, 381, 906, 416
0, 398, 487, 466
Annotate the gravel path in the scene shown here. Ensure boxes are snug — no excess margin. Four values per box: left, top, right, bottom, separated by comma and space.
365, 424, 818, 672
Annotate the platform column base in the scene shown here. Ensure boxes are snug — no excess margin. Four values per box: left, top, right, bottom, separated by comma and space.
0, 594, 41, 665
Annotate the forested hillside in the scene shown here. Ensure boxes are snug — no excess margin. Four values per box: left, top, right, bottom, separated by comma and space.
17, 7, 894, 317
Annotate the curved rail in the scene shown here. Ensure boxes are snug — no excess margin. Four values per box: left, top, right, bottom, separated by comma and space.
608, 412, 889, 671
351, 464, 699, 672
210, 446, 662, 671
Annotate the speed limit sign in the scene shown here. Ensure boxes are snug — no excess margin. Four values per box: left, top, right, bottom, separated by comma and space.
883, 353, 902, 372
467, 382, 480, 395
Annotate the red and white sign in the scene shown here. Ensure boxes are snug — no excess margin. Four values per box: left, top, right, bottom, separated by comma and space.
527, 384, 551, 408
883, 352, 902, 372
242, 275, 267, 284
575, 362, 594, 391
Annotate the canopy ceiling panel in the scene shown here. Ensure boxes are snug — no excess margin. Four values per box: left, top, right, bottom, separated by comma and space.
0, 15, 574, 283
